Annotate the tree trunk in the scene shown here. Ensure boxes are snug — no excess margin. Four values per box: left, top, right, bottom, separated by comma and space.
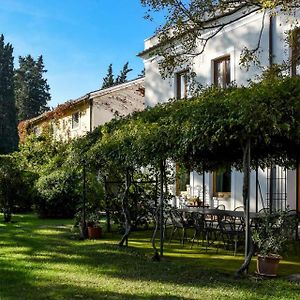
151, 206, 160, 261
236, 139, 253, 276
119, 168, 132, 247
159, 160, 165, 257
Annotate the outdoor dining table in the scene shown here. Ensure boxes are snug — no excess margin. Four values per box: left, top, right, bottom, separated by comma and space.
178, 207, 259, 220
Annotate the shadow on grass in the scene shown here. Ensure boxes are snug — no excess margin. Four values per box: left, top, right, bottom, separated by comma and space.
0, 214, 300, 300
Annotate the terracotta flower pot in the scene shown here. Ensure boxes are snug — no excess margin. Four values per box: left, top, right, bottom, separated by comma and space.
87, 226, 102, 239
256, 254, 282, 277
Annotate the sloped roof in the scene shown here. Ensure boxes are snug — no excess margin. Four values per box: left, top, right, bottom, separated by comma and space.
24, 77, 145, 126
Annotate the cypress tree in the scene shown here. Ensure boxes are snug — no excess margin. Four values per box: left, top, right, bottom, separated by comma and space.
115, 62, 132, 84
101, 63, 115, 89
15, 55, 51, 122
0, 34, 18, 154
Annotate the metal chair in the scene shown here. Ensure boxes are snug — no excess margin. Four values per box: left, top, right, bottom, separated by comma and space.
168, 209, 193, 245
287, 210, 299, 240
234, 206, 244, 211
216, 204, 225, 210
219, 219, 245, 255
258, 208, 270, 214
190, 212, 206, 248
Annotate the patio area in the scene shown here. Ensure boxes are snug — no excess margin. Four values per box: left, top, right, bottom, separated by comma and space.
114, 222, 300, 277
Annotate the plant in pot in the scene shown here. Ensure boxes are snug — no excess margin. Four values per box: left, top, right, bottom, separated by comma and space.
252, 210, 296, 277
86, 212, 102, 239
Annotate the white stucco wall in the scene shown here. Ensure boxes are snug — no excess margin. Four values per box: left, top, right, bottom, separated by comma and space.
50, 104, 91, 141
141, 10, 299, 210
142, 11, 299, 105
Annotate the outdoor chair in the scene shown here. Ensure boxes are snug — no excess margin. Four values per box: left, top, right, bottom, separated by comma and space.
149, 206, 171, 241
168, 209, 194, 245
190, 212, 206, 248
234, 206, 244, 211
287, 210, 299, 240
202, 213, 223, 252
219, 219, 245, 255
216, 204, 225, 210
232, 206, 245, 225
258, 208, 270, 214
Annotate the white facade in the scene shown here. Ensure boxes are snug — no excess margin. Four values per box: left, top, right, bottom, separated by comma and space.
139, 10, 299, 211
26, 78, 145, 141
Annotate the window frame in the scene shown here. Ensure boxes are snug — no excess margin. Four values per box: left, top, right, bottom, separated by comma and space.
175, 163, 190, 196
71, 111, 80, 129
213, 169, 231, 198
175, 70, 188, 99
291, 28, 300, 77
213, 55, 231, 88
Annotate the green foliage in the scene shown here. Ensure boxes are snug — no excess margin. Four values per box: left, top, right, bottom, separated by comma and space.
35, 168, 81, 218
0, 34, 18, 154
85, 75, 300, 174
18, 131, 105, 219
0, 155, 33, 221
252, 211, 297, 257
101, 62, 133, 88
102, 63, 115, 89
15, 55, 51, 122
115, 62, 133, 84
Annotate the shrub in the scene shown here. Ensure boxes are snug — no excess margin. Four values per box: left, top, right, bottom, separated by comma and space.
35, 168, 81, 218
0, 155, 33, 221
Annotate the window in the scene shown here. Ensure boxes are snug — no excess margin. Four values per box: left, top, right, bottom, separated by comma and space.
175, 164, 190, 196
214, 56, 231, 88
291, 28, 300, 76
32, 126, 41, 136
213, 169, 231, 197
176, 71, 188, 99
72, 111, 80, 129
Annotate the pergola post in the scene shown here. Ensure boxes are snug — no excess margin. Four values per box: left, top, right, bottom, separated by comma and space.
244, 139, 251, 269
103, 176, 111, 233
255, 162, 258, 213
269, 165, 274, 213
80, 164, 87, 239
159, 160, 165, 257
125, 168, 130, 247
296, 158, 299, 240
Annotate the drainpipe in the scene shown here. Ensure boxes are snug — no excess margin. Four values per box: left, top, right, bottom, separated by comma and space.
89, 96, 93, 132
268, 15, 274, 212
89, 95, 94, 132
269, 15, 274, 66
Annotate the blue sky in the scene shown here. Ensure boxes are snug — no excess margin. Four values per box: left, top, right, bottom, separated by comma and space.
0, 0, 161, 107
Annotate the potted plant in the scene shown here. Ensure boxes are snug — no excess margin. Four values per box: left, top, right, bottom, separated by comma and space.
86, 212, 102, 239
252, 210, 296, 277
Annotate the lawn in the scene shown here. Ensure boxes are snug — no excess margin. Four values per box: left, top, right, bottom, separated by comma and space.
0, 214, 299, 300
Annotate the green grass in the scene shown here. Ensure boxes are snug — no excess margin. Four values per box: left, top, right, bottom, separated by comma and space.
0, 214, 299, 300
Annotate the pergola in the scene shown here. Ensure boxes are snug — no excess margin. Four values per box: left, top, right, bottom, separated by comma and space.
76, 74, 300, 274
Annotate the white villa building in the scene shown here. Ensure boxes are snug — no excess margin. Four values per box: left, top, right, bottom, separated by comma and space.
139, 9, 300, 212
21, 78, 145, 141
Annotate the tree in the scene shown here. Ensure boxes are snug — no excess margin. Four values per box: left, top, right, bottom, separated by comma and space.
102, 63, 115, 88
115, 62, 133, 84
140, 0, 300, 77
15, 55, 51, 122
0, 34, 18, 154
101, 62, 133, 88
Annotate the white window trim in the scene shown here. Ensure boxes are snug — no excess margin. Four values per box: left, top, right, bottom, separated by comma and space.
71, 111, 81, 130
209, 47, 236, 86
